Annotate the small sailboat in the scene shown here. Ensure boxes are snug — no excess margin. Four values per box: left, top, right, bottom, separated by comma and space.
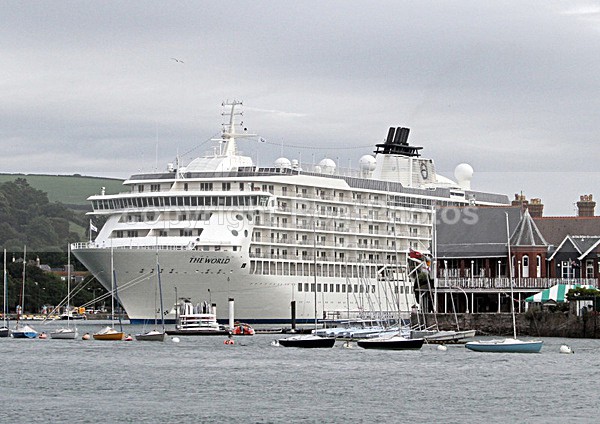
135, 255, 166, 342
0, 249, 10, 338
357, 333, 424, 350
278, 222, 335, 348
93, 248, 124, 341
465, 213, 542, 353
50, 244, 78, 340
12, 246, 38, 339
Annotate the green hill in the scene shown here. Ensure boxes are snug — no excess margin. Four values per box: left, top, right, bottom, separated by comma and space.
0, 174, 124, 207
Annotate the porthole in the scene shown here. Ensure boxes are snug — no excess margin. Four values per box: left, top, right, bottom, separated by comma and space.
236, 214, 243, 221
231, 230, 239, 236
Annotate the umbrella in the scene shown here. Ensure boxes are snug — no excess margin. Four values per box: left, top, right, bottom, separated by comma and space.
525, 284, 596, 303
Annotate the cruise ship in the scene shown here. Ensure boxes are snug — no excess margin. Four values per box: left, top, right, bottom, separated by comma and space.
72, 101, 509, 324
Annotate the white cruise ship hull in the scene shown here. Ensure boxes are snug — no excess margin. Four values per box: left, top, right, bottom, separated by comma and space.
73, 246, 410, 324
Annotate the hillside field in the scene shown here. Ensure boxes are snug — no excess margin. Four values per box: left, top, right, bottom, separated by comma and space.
0, 174, 124, 206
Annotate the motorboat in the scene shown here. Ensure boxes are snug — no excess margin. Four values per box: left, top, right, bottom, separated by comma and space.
166, 299, 230, 336
11, 324, 38, 339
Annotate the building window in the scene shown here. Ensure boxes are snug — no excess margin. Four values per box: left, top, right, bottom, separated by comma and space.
536, 255, 542, 278
586, 259, 594, 278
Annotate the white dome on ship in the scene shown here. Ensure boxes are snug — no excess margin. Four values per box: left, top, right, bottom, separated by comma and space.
359, 155, 376, 171
318, 158, 336, 175
454, 163, 474, 189
274, 157, 291, 168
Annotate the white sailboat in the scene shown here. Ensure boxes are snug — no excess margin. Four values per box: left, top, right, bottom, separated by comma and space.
0, 249, 10, 337
465, 213, 543, 353
93, 247, 124, 341
12, 246, 38, 339
50, 244, 78, 339
135, 253, 167, 341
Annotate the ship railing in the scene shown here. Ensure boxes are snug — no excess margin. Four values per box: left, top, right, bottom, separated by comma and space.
71, 242, 192, 251
436, 277, 598, 290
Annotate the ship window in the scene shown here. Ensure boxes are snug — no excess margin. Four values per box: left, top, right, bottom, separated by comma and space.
183, 183, 188, 191
226, 197, 232, 206
231, 230, 238, 236
323, 284, 327, 292
341, 284, 346, 293
311, 283, 316, 292
304, 283, 309, 292
222, 182, 231, 191
177, 197, 183, 206
138, 185, 144, 193
239, 183, 244, 191
158, 230, 167, 237
218, 196, 225, 206
191, 197, 197, 206
184, 197, 190, 206
197, 197, 204, 206
298, 283, 302, 292
141, 198, 148, 207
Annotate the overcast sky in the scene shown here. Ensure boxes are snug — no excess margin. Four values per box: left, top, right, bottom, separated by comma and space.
2, 1, 600, 215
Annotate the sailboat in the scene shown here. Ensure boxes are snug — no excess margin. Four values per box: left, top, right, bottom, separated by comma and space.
93, 247, 124, 341
277, 222, 335, 348
465, 213, 543, 353
50, 244, 78, 339
12, 246, 38, 339
135, 255, 166, 341
0, 249, 11, 337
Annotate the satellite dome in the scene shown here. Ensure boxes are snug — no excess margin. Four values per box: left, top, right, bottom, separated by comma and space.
359, 155, 376, 171
454, 163, 474, 189
318, 158, 336, 175
274, 157, 291, 168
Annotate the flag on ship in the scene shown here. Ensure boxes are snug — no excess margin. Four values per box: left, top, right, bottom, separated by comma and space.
90, 220, 98, 233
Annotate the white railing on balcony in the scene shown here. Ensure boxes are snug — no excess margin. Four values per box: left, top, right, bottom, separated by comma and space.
436, 277, 598, 290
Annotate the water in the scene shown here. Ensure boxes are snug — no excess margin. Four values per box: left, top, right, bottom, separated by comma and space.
1, 321, 598, 423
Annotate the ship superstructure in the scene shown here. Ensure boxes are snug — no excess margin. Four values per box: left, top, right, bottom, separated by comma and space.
72, 101, 509, 323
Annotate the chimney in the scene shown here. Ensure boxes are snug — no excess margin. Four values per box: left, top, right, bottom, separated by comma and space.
528, 198, 544, 218
511, 193, 528, 212
577, 194, 596, 217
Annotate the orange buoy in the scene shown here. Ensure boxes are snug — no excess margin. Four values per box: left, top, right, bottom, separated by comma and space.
38, 332, 47, 339
125, 334, 133, 341
82, 333, 90, 340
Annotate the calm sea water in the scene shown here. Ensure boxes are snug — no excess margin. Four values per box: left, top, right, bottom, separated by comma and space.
1, 321, 598, 424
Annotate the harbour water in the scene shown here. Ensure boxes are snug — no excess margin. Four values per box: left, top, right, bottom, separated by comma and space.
1, 321, 598, 423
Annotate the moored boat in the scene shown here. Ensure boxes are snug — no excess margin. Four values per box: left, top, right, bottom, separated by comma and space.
357, 334, 424, 350
49, 327, 78, 340
465, 338, 543, 353
135, 329, 166, 342
93, 326, 125, 341
11, 324, 38, 339
277, 334, 336, 348
166, 299, 230, 336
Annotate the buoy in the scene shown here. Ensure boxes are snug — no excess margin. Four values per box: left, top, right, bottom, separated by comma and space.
38, 332, 47, 339
172, 337, 180, 343
343, 341, 352, 349
82, 333, 90, 340
437, 344, 448, 351
559, 345, 574, 354
224, 339, 235, 345
124, 334, 133, 341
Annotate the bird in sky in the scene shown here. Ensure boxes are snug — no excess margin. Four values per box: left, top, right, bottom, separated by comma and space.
170, 57, 184, 63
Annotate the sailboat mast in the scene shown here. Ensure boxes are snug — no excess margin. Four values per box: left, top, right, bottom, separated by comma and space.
110, 246, 115, 328
67, 244, 71, 327
3, 249, 7, 326
313, 220, 318, 330
506, 212, 517, 339
157, 261, 165, 332
19, 245, 26, 324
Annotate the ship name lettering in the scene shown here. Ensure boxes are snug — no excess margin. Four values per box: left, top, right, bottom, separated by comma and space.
189, 257, 231, 264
